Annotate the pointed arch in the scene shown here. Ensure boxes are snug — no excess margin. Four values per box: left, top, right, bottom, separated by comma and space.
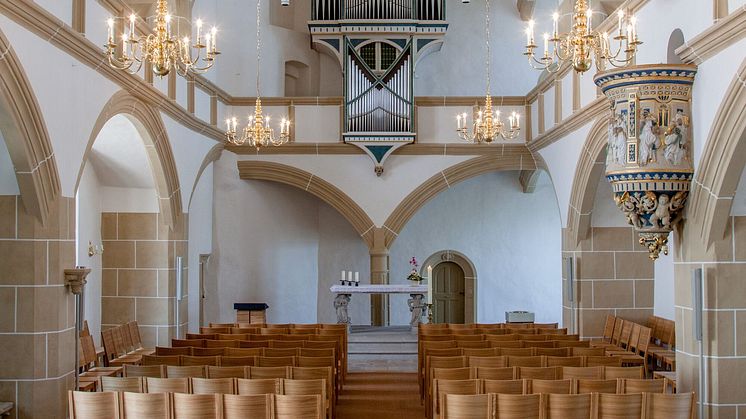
566, 117, 610, 247
0, 27, 60, 223
686, 58, 746, 252
382, 148, 547, 248
77, 90, 183, 229
237, 160, 376, 248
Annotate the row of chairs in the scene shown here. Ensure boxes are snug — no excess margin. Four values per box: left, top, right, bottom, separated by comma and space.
101, 322, 154, 367
438, 392, 695, 419
591, 315, 654, 373
95, 377, 332, 418
421, 328, 568, 337
69, 391, 323, 419
430, 378, 671, 419
425, 346, 611, 358
419, 322, 560, 331
646, 316, 675, 368
156, 346, 334, 358
141, 355, 334, 370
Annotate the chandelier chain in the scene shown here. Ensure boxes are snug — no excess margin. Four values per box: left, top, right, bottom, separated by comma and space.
256, 0, 262, 97
485, 0, 491, 96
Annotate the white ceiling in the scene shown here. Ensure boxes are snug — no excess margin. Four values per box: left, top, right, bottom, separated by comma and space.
88, 114, 156, 189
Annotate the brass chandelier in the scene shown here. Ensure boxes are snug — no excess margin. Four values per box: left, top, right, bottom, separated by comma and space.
105, 0, 219, 77
456, 0, 520, 143
523, 0, 641, 74
226, 0, 290, 148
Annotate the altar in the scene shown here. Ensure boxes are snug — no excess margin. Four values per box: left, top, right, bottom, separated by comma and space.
330, 284, 429, 328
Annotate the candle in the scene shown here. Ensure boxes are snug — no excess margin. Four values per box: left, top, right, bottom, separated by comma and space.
341, 270, 345, 282
528, 19, 535, 44
617, 10, 624, 37
552, 12, 559, 37
543, 33, 550, 57
515, 112, 520, 128
457, 114, 462, 129
355, 272, 359, 283
205, 33, 211, 54
165, 14, 172, 37
129, 14, 136, 39
427, 265, 433, 304
107, 18, 114, 44
630, 16, 637, 41
587, 9, 592, 32
626, 23, 632, 44
211, 27, 218, 53
196, 19, 203, 44
347, 271, 353, 283
525, 27, 531, 46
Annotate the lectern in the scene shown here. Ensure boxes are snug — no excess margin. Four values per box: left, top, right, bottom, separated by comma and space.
234, 303, 269, 324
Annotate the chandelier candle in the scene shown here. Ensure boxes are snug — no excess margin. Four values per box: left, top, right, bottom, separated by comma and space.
427, 265, 433, 305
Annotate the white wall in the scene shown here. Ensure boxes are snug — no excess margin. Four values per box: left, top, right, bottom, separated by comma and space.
389, 171, 563, 325
187, 164, 214, 333
76, 164, 103, 345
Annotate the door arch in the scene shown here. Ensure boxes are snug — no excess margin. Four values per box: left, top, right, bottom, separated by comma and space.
421, 250, 477, 323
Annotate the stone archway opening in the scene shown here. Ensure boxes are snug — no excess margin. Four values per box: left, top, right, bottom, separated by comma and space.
420, 250, 477, 324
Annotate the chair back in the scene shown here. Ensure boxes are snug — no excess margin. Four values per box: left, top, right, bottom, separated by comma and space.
575, 379, 618, 394
586, 356, 623, 367
121, 392, 169, 419
474, 367, 516, 380
166, 365, 206, 379
544, 393, 591, 419
173, 339, 204, 348
274, 394, 323, 419
529, 379, 572, 394
508, 356, 544, 367
432, 379, 482, 418
517, 367, 559, 380
256, 356, 295, 367
192, 347, 225, 357
546, 356, 583, 367
596, 393, 643, 419
468, 356, 506, 368
100, 376, 144, 393
172, 393, 220, 419
618, 378, 666, 394
265, 348, 299, 358
124, 364, 164, 378
206, 340, 239, 348
142, 355, 180, 366
182, 355, 220, 367
432, 367, 475, 381
146, 377, 190, 393
571, 347, 605, 357
192, 377, 236, 395
601, 315, 617, 342
249, 366, 290, 379
207, 366, 248, 379
483, 379, 526, 395
221, 356, 256, 367
642, 393, 695, 419
495, 394, 540, 419
224, 347, 263, 357
237, 378, 283, 395
222, 394, 272, 419
561, 366, 604, 380
605, 366, 644, 380
155, 346, 190, 356
68, 391, 119, 419
535, 348, 570, 357
441, 394, 493, 419
500, 348, 534, 357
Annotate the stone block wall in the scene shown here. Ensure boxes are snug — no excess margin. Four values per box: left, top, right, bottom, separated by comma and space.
675, 215, 746, 418
0, 195, 76, 418
100, 212, 188, 347
562, 226, 655, 339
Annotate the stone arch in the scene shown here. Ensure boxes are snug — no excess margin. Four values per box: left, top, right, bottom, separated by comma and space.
685, 58, 746, 254
76, 90, 183, 229
0, 27, 60, 224
237, 160, 376, 248
382, 150, 548, 248
420, 250, 478, 323
566, 117, 610, 247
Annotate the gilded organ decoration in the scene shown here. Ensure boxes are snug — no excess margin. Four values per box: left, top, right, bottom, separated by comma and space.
595, 65, 697, 260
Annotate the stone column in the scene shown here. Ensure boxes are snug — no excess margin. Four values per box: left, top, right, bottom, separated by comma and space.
369, 227, 389, 326
0, 195, 77, 418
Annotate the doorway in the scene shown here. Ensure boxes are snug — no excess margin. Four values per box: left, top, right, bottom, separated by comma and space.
432, 262, 466, 324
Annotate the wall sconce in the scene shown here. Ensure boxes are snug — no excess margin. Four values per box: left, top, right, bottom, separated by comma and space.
88, 241, 104, 257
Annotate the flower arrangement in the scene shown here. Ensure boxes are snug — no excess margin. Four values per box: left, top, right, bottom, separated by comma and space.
407, 256, 423, 282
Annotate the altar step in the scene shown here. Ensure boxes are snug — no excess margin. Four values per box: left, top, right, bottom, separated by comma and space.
348, 326, 418, 372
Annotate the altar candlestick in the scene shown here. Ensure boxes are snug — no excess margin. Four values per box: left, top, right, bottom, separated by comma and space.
427, 265, 433, 304
354, 272, 359, 283
347, 270, 353, 284
341, 270, 345, 282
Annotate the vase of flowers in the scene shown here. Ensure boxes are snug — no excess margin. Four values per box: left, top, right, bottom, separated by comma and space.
407, 256, 423, 285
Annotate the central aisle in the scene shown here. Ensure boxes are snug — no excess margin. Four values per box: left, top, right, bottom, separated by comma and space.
336, 372, 425, 419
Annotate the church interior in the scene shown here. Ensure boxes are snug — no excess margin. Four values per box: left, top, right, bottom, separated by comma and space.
0, 0, 745, 417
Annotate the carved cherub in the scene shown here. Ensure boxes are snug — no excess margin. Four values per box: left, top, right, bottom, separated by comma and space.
649, 194, 671, 228
617, 192, 642, 229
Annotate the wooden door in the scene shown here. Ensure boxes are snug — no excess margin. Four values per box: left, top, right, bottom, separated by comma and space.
433, 262, 465, 324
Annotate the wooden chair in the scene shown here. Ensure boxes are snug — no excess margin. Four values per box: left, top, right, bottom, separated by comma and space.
256, 356, 295, 367
431, 379, 481, 419
274, 394, 323, 419
571, 347, 605, 357
182, 355, 220, 367
556, 340, 590, 348
120, 392, 170, 419
224, 347, 264, 357
457, 341, 491, 349
290, 367, 335, 404
249, 366, 290, 379
561, 366, 604, 380
207, 366, 248, 379
79, 335, 122, 378
529, 379, 572, 394
218, 333, 247, 341
299, 348, 335, 358
544, 393, 592, 419
535, 347, 571, 357
642, 392, 695, 419
483, 379, 527, 395
142, 355, 180, 367
468, 356, 507, 368
517, 335, 547, 341
100, 376, 144, 392
222, 394, 273, 419
432, 367, 475, 381
206, 340, 239, 348
489, 341, 523, 349
522, 341, 556, 349
201, 327, 231, 334
507, 356, 544, 367
155, 346, 190, 356
192, 347, 225, 357
186, 333, 217, 340
441, 394, 493, 419
594, 393, 643, 419
124, 364, 164, 378
271, 340, 306, 349
172, 393, 221, 419
425, 356, 469, 401
618, 378, 666, 394
574, 379, 617, 394
283, 379, 330, 419
240, 340, 271, 349
605, 366, 644, 380
546, 356, 583, 367
500, 347, 535, 356
495, 393, 541, 419
220, 356, 256, 367
265, 348, 300, 357
518, 367, 559, 380
475, 367, 516, 380
166, 366, 206, 379
68, 391, 119, 419
191, 377, 236, 395
594, 315, 617, 343
586, 356, 623, 367
237, 378, 283, 395
145, 377, 190, 393
210, 323, 237, 328
172, 339, 204, 348
462, 348, 499, 357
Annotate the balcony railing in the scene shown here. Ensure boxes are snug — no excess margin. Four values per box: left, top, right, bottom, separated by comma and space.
311, 0, 445, 21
